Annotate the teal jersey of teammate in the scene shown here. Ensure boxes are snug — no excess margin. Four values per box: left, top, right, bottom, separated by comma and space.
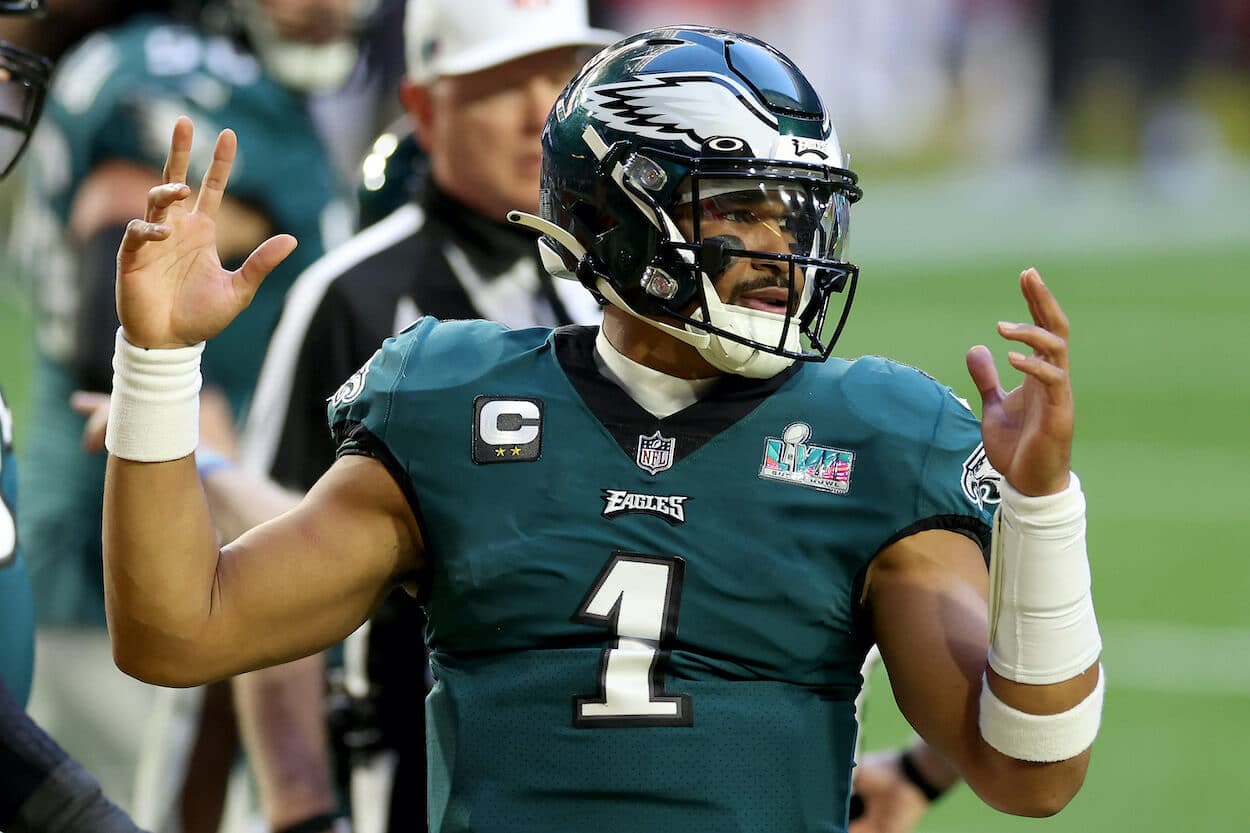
0, 388, 35, 708
330, 319, 1000, 833
19, 13, 349, 627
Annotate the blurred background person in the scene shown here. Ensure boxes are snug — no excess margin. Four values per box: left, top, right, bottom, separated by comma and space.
230, 3, 613, 832
8, 0, 385, 826
0, 4, 154, 831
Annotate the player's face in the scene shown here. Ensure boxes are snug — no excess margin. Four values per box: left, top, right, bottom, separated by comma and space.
674, 187, 809, 316
421, 46, 585, 222
254, 0, 355, 43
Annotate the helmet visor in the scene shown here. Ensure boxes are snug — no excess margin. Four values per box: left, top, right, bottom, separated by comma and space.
669, 175, 856, 358
0, 42, 50, 177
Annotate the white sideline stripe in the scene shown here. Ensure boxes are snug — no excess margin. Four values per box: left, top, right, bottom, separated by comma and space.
1102, 621, 1250, 696
238, 203, 425, 475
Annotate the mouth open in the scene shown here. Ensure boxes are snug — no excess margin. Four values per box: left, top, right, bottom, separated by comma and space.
736, 286, 793, 315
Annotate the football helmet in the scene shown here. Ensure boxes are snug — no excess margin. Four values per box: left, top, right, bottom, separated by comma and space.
0, 0, 50, 179
510, 25, 862, 378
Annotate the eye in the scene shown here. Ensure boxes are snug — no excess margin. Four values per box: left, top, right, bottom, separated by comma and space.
722, 209, 760, 224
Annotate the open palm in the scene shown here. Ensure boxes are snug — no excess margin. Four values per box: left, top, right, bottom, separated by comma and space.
965, 269, 1074, 497
117, 116, 297, 349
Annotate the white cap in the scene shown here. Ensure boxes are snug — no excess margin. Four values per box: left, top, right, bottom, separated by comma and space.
405, 0, 620, 84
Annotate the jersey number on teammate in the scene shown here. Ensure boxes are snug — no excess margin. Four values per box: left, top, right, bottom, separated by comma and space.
0, 393, 16, 567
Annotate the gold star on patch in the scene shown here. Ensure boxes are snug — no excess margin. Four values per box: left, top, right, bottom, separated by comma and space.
495, 448, 505, 457
511, 446, 522, 456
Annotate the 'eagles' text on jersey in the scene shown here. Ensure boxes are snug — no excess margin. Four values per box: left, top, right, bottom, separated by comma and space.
330, 320, 995, 833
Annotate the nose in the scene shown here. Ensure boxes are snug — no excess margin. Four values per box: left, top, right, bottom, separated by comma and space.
748, 255, 787, 280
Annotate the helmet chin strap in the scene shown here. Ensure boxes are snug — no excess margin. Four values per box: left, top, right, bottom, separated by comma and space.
592, 277, 712, 351
507, 211, 795, 377
508, 210, 713, 351
688, 275, 799, 378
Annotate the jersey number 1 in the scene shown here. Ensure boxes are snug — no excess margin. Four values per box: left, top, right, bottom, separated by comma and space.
573, 552, 692, 728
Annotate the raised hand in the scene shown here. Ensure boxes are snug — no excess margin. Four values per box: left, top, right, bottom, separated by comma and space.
965, 268, 1074, 497
116, 116, 297, 349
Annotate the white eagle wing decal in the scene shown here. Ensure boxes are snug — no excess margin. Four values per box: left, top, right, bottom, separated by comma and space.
585, 72, 780, 156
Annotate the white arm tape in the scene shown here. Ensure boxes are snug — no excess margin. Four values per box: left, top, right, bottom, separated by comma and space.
104, 328, 204, 462
987, 472, 1101, 684
979, 666, 1104, 762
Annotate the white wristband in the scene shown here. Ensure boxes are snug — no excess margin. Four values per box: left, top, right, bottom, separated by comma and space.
987, 472, 1102, 684
979, 666, 1105, 762
104, 328, 204, 462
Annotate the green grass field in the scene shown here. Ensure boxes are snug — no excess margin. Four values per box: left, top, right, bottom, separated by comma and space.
1, 163, 1247, 831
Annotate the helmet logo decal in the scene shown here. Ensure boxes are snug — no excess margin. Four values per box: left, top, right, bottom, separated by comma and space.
585, 72, 779, 155
705, 136, 747, 154
788, 137, 830, 160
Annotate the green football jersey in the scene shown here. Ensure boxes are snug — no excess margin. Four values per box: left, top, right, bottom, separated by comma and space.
0, 387, 35, 708
330, 320, 998, 833
19, 13, 349, 627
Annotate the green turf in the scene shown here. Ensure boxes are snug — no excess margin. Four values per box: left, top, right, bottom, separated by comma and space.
843, 241, 1250, 832
0, 293, 32, 432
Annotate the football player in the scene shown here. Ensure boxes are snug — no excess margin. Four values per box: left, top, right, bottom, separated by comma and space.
16, 0, 370, 821
103, 25, 1104, 833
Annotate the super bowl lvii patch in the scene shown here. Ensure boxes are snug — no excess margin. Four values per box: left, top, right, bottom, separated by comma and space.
758, 422, 854, 494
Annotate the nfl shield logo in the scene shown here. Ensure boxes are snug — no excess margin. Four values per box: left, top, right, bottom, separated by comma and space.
635, 430, 676, 475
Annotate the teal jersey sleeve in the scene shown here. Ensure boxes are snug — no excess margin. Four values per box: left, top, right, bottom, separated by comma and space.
0, 389, 35, 707
834, 355, 997, 558
326, 317, 437, 457
917, 386, 1000, 544
326, 317, 522, 522
327, 325, 410, 479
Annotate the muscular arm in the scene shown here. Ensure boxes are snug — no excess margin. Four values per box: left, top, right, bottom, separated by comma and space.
865, 528, 1096, 817
199, 467, 338, 830
104, 453, 422, 686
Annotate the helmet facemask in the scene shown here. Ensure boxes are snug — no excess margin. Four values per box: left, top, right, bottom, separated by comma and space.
615, 149, 861, 378
0, 0, 50, 178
